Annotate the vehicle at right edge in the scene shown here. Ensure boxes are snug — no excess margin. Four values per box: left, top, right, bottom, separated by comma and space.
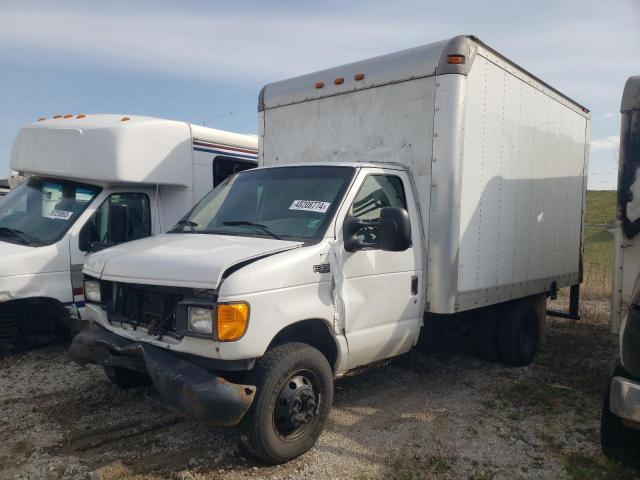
604, 74, 640, 464
70, 35, 590, 464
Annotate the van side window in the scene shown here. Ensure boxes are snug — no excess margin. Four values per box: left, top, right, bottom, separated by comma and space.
213, 156, 256, 187
79, 193, 151, 252
351, 175, 406, 245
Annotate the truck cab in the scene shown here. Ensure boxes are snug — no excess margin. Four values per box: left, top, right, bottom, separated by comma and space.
603, 75, 640, 464
0, 114, 257, 352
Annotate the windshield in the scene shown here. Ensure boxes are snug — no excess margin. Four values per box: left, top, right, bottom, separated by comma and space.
0, 177, 101, 246
169, 166, 355, 242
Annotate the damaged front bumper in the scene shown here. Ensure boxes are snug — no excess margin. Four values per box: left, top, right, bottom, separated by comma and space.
69, 325, 256, 426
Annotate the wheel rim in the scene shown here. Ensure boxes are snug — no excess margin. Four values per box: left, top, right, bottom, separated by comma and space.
273, 369, 321, 441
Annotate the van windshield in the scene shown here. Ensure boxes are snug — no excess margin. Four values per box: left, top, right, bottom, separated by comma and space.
0, 177, 101, 246
169, 166, 355, 242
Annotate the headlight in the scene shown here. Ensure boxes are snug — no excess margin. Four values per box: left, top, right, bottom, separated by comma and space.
217, 302, 249, 341
84, 278, 101, 303
188, 306, 214, 334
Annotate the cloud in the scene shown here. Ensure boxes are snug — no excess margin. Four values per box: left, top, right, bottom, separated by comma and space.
0, 0, 637, 89
590, 136, 620, 152
604, 112, 615, 118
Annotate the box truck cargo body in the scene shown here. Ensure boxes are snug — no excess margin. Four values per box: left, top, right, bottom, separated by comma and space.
0, 114, 257, 351
71, 36, 589, 464
259, 35, 590, 314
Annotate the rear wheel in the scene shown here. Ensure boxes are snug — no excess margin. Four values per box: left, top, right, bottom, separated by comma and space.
473, 306, 502, 362
498, 297, 542, 367
103, 366, 151, 390
243, 342, 333, 464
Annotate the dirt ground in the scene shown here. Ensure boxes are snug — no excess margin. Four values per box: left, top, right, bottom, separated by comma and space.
1, 303, 638, 480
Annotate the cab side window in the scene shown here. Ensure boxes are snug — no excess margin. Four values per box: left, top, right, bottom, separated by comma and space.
350, 175, 406, 245
79, 193, 151, 251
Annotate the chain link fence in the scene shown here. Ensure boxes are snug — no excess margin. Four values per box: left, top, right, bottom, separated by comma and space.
584, 223, 615, 243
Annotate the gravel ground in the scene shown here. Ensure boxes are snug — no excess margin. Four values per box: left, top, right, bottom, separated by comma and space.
1, 310, 638, 480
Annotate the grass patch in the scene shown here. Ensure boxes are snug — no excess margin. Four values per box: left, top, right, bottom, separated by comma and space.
564, 452, 638, 480
387, 449, 456, 480
585, 190, 616, 225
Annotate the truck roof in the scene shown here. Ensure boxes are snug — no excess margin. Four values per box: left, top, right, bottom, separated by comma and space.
259, 35, 588, 115
10, 114, 257, 188
621, 75, 640, 112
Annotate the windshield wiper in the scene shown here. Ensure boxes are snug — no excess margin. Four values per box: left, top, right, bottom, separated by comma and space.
0, 227, 33, 245
222, 221, 282, 240
169, 220, 199, 232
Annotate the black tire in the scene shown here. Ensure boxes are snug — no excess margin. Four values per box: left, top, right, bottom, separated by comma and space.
103, 366, 152, 390
242, 342, 333, 464
473, 306, 502, 362
498, 298, 540, 367
601, 369, 640, 466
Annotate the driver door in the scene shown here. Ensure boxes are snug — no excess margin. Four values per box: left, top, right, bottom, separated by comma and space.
339, 168, 423, 369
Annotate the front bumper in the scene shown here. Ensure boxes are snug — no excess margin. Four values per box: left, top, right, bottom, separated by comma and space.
610, 374, 640, 424
69, 325, 256, 426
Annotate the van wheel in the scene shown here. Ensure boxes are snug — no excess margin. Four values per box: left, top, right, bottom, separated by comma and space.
103, 366, 151, 390
473, 306, 502, 362
498, 299, 540, 367
243, 342, 333, 464
601, 369, 640, 465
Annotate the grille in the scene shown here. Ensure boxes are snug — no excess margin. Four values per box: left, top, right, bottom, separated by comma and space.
102, 281, 190, 335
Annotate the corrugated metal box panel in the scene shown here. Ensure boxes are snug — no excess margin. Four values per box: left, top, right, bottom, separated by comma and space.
456, 55, 587, 307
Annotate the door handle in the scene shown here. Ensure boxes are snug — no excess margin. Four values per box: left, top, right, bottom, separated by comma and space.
411, 276, 419, 295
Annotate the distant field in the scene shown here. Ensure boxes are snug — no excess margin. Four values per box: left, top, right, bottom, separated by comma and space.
583, 190, 616, 299
585, 190, 616, 225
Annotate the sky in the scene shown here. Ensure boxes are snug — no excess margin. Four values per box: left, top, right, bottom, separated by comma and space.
0, 0, 638, 190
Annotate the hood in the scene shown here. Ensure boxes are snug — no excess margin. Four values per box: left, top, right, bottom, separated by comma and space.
84, 233, 303, 289
0, 240, 70, 277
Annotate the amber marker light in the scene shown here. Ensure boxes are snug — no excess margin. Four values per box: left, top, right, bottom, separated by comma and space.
447, 55, 465, 64
354, 73, 365, 81
334, 77, 344, 85
76, 114, 86, 119
121, 116, 130, 122
52, 114, 63, 119
63, 113, 73, 118
37, 117, 46, 121
314, 81, 325, 89
217, 303, 249, 341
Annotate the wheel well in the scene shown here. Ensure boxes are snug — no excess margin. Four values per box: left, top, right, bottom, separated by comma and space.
267, 319, 339, 372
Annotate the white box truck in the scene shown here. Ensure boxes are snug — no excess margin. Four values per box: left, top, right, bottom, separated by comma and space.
0, 114, 257, 352
70, 36, 589, 463
603, 75, 640, 463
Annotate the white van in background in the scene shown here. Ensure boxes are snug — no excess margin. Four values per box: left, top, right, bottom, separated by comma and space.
0, 179, 9, 197
0, 114, 257, 352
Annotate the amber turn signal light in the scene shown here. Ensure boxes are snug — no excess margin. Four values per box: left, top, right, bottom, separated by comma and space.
217, 303, 249, 341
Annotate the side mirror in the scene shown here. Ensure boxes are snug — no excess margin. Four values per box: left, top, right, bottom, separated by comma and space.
378, 207, 412, 251
78, 221, 92, 252
108, 202, 129, 244
343, 207, 412, 252
343, 214, 365, 252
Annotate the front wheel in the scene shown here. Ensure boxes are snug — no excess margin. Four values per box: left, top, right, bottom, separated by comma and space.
243, 342, 333, 464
